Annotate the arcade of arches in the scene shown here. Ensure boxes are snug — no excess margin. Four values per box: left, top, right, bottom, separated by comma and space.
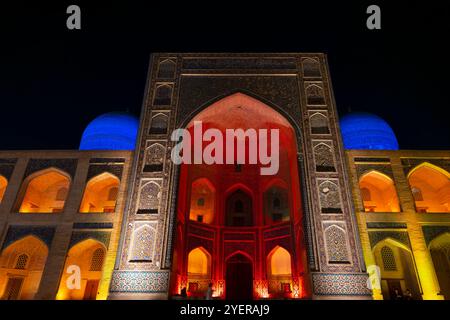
12, 168, 121, 214
349, 151, 450, 300
170, 93, 309, 299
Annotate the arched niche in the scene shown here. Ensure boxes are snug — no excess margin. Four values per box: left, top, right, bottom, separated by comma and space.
0, 235, 48, 300
225, 188, 253, 227
79, 172, 120, 213
359, 170, 400, 212
17, 168, 71, 213
189, 178, 216, 224
408, 163, 450, 213
372, 239, 421, 300
56, 239, 106, 300
187, 247, 211, 296
263, 180, 290, 225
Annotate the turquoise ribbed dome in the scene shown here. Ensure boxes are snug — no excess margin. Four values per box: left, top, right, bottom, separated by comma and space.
79, 112, 139, 150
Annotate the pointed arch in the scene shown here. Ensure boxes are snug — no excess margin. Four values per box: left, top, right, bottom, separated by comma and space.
313, 142, 336, 172
324, 225, 349, 263
79, 172, 120, 213
267, 246, 292, 277
0, 235, 48, 300
157, 59, 176, 78
17, 167, 71, 213
302, 57, 321, 77
129, 224, 156, 262
372, 238, 421, 300
56, 239, 107, 300
137, 180, 161, 214
189, 178, 216, 224
153, 84, 173, 106
306, 84, 325, 105
187, 247, 211, 277
149, 113, 169, 135
309, 112, 330, 134
225, 186, 253, 227
407, 162, 450, 213
186, 247, 212, 296
359, 170, 400, 212
263, 180, 290, 224
318, 180, 342, 213
144, 143, 166, 172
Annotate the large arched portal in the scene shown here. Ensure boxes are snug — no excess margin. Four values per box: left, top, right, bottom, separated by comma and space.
171, 93, 307, 299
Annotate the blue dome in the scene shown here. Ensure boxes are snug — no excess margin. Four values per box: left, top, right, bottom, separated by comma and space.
340, 112, 399, 150
80, 112, 139, 150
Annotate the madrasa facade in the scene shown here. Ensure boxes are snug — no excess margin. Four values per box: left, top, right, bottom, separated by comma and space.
0, 53, 449, 301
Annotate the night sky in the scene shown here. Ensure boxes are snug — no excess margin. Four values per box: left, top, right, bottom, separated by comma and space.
1, 1, 449, 150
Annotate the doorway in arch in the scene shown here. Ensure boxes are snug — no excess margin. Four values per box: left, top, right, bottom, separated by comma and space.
226, 254, 253, 300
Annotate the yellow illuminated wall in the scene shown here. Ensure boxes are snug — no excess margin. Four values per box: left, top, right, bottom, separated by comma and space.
79, 172, 120, 213
18, 169, 70, 213
348, 150, 450, 300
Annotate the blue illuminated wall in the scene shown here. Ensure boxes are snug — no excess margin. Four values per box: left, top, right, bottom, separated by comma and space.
79, 112, 139, 151
340, 112, 399, 150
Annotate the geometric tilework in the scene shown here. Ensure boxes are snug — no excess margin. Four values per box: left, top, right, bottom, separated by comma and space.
324, 225, 349, 263
129, 225, 156, 262
366, 222, 407, 229
356, 164, 394, 180
86, 164, 124, 181
368, 231, 411, 249
109, 271, 169, 293
381, 246, 397, 271
1, 225, 56, 249
72, 222, 114, 229
422, 226, 450, 246
312, 273, 372, 296
401, 158, 450, 177
0, 162, 16, 180
23, 159, 78, 179
89, 158, 126, 164
68, 231, 111, 249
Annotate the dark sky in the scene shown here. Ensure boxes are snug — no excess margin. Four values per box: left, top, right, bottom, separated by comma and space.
1, 1, 449, 150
